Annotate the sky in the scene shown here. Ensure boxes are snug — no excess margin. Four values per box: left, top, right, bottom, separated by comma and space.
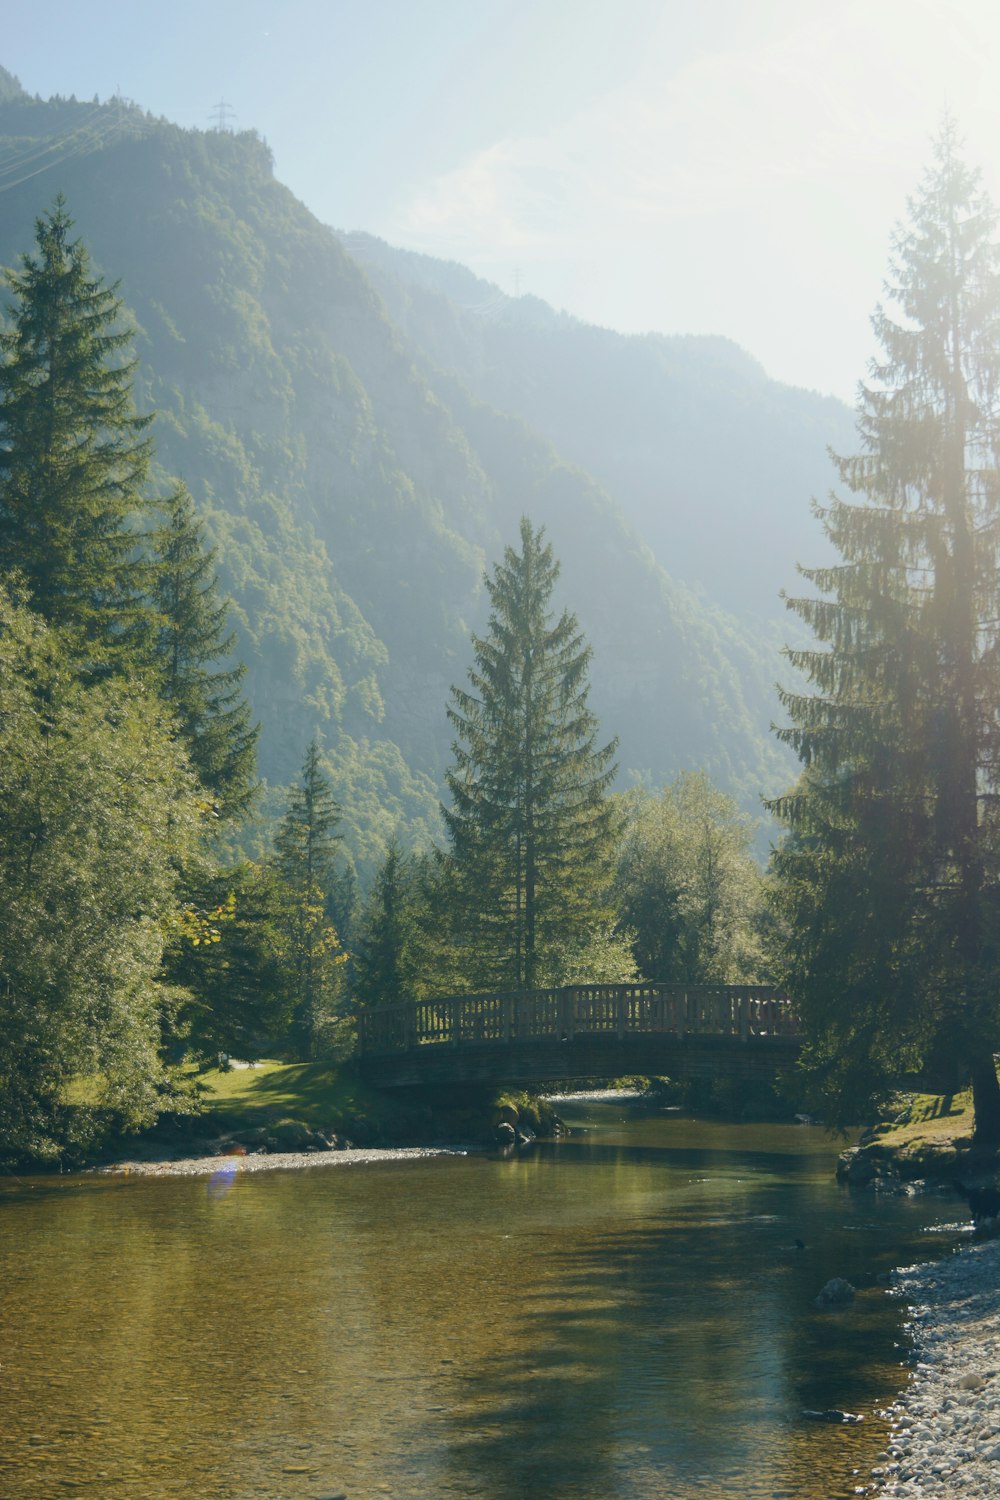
7, 0, 1000, 401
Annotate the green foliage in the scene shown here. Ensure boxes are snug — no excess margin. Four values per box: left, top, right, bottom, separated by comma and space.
274, 740, 350, 1057
770, 125, 1000, 1140
0, 198, 154, 670
150, 483, 257, 817
0, 589, 200, 1161
615, 773, 764, 983
444, 517, 618, 988
164, 861, 295, 1064
353, 840, 422, 1008
347, 228, 855, 623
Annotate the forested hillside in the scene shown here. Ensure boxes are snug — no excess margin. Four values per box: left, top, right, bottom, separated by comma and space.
342, 232, 855, 619
0, 89, 837, 872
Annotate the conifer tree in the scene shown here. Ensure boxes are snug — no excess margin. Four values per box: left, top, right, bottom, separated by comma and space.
444, 517, 618, 989
354, 840, 419, 1008
0, 198, 154, 667
274, 740, 348, 1054
771, 123, 1000, 1142
151, 484, 257, 818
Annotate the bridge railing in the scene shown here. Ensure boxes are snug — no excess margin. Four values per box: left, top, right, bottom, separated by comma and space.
357, 984, 797, 1055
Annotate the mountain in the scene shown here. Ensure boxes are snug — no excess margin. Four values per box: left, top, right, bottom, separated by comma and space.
341, 232, 855, 621
0, 90, 836, 874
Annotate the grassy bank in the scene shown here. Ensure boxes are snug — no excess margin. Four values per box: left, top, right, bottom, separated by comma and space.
840, 1086, 982, 1184
89, 1061, 566, 1166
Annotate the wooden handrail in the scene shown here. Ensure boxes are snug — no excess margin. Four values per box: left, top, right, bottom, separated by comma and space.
358, 983, 798, 1056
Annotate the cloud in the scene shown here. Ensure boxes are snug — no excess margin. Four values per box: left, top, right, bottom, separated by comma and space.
394, 1, 1000, 242
381, 0, 1000, 393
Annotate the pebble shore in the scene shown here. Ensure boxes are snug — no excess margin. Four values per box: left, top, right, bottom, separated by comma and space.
97, 1145, 466, 1177
878, 1235, 1000, 1496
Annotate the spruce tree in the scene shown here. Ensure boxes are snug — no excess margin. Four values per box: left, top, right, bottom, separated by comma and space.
151, 484, 257, 818
0, 198, 153, 667
444, 517, 618, 989
771, 123, 1000, 1142
354, 840, 419, 1008
274, 740, 347, 1055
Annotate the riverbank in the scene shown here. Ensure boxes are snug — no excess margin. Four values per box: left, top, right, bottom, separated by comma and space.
876, 1233, 1000, 1495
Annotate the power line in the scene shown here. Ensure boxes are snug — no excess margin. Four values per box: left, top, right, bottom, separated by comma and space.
0, 107, 149, 199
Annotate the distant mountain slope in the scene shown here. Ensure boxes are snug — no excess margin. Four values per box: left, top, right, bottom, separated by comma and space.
0, 91, 795, 873
342, 232, 855, 620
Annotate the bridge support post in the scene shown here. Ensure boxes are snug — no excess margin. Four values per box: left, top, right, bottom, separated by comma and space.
558, 988, 576, 1041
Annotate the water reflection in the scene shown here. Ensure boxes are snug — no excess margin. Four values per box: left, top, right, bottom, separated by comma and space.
0, 1106, 958, 1498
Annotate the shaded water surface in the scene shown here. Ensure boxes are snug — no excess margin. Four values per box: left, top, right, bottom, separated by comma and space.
0, 1104, 962, 1499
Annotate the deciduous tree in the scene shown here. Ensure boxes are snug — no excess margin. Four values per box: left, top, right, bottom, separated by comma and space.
616, 773, 763, 983
0, 588, 199, 1161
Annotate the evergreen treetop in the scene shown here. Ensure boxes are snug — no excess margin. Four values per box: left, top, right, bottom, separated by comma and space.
0, 197, 154, 667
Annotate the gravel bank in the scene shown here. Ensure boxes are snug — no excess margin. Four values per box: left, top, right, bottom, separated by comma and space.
878, 1235, 1000, 1496
95, 1145, 467, 1178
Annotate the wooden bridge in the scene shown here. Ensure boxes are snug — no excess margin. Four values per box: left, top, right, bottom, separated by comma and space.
357, 984, 800, 1089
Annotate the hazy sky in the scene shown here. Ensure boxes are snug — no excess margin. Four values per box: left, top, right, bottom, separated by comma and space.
7, 0, 1000, 400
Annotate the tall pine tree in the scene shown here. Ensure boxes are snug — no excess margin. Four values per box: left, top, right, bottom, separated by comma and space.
0, 198, 153, 668
771, 123, 1000, 1142
444, 517, 618, 989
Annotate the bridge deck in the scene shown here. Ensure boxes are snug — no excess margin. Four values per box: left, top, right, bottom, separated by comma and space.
357, 984, 800, 1089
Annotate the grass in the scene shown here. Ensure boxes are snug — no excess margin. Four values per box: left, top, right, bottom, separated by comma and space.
858, 1087, 978, 1179
870, 1088, 975, 1150
193, 1059, 400, 1133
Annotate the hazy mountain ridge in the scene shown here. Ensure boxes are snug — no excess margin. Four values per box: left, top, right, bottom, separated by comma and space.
342, 230, 853, 619
0, 91, 804, 870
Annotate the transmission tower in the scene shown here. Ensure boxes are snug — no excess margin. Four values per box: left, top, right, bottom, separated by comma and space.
210, 99, 236, 133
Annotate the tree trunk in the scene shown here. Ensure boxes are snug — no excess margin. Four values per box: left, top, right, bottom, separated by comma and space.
970, 1052, 1000, 1149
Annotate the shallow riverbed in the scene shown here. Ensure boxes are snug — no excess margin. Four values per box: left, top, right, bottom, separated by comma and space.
0, 1101, 966, 1499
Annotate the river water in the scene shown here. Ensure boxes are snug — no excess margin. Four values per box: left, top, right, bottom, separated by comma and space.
0, 1099, 965, 1500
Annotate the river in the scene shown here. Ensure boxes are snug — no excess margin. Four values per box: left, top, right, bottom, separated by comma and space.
0, 1098, 965, 1499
